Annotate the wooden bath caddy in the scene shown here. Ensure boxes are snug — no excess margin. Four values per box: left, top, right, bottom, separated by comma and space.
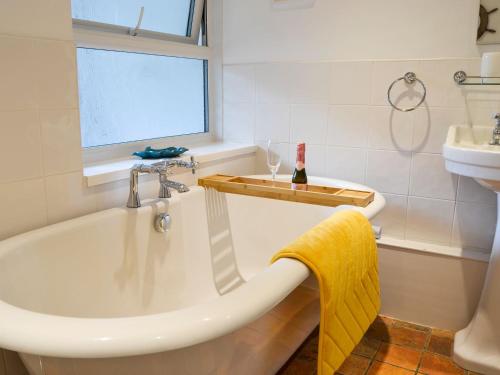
198, 175, 374, 208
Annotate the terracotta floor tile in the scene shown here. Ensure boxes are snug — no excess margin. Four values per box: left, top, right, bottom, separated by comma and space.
352, 337, 382, 359
277, 316, 474, 375
419, 352, 465, 375
428, 330, 454, 357
336, 354, 371, 375
386, 325, 428, 350
367, 361, 414, 375
375, 343, 421, 370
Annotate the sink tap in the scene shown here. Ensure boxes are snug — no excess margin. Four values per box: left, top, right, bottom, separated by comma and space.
490, 113, 500, 145
127, 156, 199, 208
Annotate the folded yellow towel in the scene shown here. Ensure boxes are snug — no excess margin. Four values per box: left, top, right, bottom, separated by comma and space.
271, 210, 380, 375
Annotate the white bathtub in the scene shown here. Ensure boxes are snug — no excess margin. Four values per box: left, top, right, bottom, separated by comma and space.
0, 176, 384, 375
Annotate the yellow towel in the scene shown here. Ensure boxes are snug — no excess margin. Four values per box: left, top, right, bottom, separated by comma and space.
271, 210, 380, 375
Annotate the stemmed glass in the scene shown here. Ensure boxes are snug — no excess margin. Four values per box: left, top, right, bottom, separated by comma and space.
266, 140, 281, 181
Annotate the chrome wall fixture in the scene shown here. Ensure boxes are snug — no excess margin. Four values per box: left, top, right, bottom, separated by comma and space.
453, 70, 500, 85
387, 72, 427, 112
127, 156, 199, 208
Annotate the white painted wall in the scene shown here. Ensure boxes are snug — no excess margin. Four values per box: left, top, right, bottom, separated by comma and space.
378, 246, 488, 331
224, 0, 482, 64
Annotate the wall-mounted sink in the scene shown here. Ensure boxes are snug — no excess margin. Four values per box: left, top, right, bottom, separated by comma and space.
444, 125, 500, 191
443, 125, 500, 375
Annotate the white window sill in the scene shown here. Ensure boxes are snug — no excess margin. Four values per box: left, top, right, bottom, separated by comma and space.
84, 142, 257, 187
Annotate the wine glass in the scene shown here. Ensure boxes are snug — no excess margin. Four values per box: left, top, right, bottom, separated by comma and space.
267, 140, 281, 181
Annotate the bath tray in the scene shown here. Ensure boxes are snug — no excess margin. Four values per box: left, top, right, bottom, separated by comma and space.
198, 175, 374, 208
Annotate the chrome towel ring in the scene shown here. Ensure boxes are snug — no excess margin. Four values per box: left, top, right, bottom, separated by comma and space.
387, 72, 426, 112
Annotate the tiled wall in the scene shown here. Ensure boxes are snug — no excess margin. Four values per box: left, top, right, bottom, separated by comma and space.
0, 1, 83, 242
0, 1, 242, 243
223, 59, 498, 251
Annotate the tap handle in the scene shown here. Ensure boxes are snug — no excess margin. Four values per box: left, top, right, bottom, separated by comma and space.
190, 156, 198, 174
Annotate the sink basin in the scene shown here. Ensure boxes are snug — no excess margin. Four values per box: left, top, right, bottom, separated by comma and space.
443, 125, 500, 190
443, 125, 500, 375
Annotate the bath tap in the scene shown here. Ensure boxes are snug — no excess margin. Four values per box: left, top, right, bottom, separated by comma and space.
127, 156, 199, 208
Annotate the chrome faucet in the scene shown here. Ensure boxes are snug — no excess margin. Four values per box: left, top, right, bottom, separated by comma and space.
127, 156, 199, 208
490, 113, 500, 145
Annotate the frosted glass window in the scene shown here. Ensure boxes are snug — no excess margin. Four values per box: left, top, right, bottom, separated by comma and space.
77, 48, 207, 148
71, 0, 193, 36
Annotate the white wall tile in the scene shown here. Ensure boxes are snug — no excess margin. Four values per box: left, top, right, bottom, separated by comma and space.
406, 197, 455, 244
0, 110, 43, 183
290, 104, 328, 144
220, 60, 495, 251
326, 146, 366, 184
35, 40, 78, 109
327, 105, 369, 147
0, 0, 73, 41
457, 176, 497, 205
289, 63, 330, 104
452, 202, 496, 250
0, 179, 47, 239
94, 179, 130, 211
372, 61, 422, 106
197, 155, 256, 178
330, 61, 372, 105
223, 65, 255, 103
371, 194, 407, 239
290, 144, 326, 177
40, 109, 83, 175
255, 103, 290, 142
413, 107, 466, 153
368, 106, 414, 151
410, 153, 458, 200
255, 141, 291, 175
223, 102, 255, 142
255, 63, 291, 104
45, 172, 97, 224
465, 101, 494, 126
0, 36, 37, 111
366, 150, 411, 195
419, 59, 478, 108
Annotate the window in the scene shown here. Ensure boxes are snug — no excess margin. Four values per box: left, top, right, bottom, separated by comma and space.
72, 0, 194, 36
72, 0, 209, 150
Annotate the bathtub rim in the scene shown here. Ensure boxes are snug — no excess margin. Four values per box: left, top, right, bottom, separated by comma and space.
0, 176, 385, 358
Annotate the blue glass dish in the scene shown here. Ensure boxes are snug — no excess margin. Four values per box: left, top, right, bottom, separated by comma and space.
133, 146, 189, 159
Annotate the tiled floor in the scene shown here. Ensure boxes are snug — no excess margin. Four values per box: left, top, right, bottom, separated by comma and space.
277, 315, 483, 375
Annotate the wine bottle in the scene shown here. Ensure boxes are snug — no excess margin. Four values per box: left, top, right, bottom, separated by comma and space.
292, 142, 307, 190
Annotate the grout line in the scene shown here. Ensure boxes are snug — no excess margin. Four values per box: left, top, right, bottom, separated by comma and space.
35, 109, 50, 227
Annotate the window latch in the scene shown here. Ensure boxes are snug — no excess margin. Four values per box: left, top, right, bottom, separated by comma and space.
129, 6, 145, 36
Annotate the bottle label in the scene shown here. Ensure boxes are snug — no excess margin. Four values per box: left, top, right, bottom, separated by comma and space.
296, 143, 305, 166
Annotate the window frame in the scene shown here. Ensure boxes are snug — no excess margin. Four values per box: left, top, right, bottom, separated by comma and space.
72, 0, 214, 163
